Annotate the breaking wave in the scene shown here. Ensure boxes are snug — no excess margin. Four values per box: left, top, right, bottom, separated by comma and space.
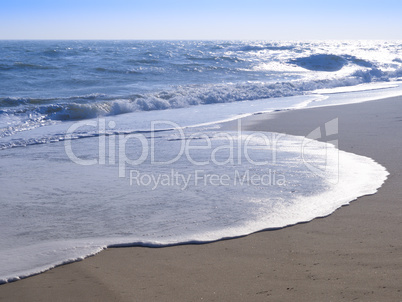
288, 54, 374, 72
1, 66, 399, 124
2, 40, 402, 149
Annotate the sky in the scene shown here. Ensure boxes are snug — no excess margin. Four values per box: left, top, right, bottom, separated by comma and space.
1, 0, 402, 40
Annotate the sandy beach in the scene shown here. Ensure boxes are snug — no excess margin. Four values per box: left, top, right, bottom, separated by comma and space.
1, 96, 402, 301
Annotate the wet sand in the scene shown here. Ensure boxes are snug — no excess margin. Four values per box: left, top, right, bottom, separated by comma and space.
1, 96, 402, 301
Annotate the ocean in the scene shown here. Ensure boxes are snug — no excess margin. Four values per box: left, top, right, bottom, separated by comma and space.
0, 40, 399, 283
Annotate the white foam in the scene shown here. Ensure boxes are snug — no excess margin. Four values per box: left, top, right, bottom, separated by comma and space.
0, 128, 388, 283
313, 82, 399, 94
0, 40, 396, 283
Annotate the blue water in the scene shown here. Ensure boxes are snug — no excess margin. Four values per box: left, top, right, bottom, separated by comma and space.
0, 40, 397, 283
1, 40, 402, 127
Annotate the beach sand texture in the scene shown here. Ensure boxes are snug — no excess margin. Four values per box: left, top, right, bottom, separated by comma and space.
1, 97, 401, 301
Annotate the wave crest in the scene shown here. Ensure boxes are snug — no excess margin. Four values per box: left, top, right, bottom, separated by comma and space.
289, 54, 374, 72
1, 67, 393, 124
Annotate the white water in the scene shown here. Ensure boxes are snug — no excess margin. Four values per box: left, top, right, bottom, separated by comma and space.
0, 102, 389, 282
0, 40, 399, 283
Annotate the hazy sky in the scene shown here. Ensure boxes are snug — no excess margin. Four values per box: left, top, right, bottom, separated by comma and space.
1, 0, 401, 40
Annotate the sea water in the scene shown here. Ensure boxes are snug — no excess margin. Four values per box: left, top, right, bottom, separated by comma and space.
0, 40, 398, 283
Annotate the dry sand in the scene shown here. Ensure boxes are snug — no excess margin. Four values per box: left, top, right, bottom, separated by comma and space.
1, 97, 402, 301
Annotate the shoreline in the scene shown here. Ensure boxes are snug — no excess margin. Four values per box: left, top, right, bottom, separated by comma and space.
1, 96, 402, 301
